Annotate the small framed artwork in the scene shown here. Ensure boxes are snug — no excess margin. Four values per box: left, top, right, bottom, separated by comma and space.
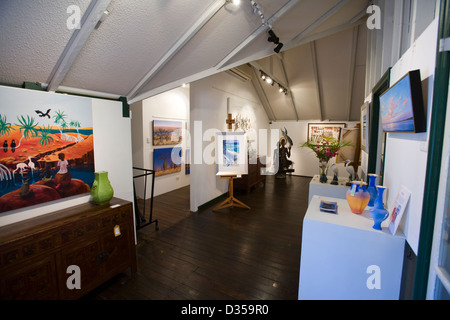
152, 120, 183, 146
307, 123, 346, 145
388, 185, 411, 235
215, 132, 248, 176
361, 102, 369, 152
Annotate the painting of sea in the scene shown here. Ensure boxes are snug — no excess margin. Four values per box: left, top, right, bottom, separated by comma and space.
380, 75, 415, 132
223, 139, 239, 167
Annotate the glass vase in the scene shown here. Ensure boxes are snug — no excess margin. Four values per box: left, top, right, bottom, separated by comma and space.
319, 160, 328, 183
346, 181, 370, 214
369, 186, 389, 230
367, 174, 378, 207
91, 171, 114, 205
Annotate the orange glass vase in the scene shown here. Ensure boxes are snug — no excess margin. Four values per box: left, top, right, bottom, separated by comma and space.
346, 181, 370, 214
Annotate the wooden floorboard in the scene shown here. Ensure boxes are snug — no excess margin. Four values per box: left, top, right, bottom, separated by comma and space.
85, 174, 311, 300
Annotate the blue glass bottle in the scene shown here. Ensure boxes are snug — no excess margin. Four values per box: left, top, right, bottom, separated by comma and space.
367, 174, 378, 207
369, 186, 389, 230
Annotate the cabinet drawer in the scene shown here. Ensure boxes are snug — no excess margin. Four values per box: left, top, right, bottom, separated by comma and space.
0, 255, 58, 300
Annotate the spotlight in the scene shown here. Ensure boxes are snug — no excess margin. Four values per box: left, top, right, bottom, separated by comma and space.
265, 77, 273, 85
260, 70, 266, 80
267, 29, 279, 44
274, 42, 284, 53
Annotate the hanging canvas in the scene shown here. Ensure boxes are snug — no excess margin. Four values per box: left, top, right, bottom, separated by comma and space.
215, 132, 248, 176
152, 120, 183, 146
0, 87, 94, 213
153, 147, 182, 177
307, 123, 346, 145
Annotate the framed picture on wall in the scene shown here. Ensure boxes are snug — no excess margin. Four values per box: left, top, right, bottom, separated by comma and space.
152, 120, 182, 146
215, 132, 248, 176
153, 147, 182, 177
307, 123, 346, 145
361, 102, 369, 152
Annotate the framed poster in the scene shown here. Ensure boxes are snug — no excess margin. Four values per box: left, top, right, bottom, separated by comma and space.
216, 132, 248, 176
153, 147, 182, 177
307, 123, 346, 145
152, 120, 182, 146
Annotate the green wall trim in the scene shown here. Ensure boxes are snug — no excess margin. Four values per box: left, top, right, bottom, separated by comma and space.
413, 0, 450, 300
368, 68, 391, 176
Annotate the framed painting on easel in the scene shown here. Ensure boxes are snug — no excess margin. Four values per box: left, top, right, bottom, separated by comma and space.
215, 132, 248, 176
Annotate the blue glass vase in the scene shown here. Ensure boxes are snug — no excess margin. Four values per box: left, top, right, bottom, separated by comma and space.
369, 186, 389, 230
367, 174, 378, 207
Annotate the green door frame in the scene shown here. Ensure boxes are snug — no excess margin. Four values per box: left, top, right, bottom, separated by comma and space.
413, 0, 450, 300
367, 68, 391, 177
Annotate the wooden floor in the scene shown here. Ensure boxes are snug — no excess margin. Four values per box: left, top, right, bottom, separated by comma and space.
86, 175, 311, 300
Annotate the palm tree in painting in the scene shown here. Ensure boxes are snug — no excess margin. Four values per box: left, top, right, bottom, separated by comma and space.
53, 109, 67, 139
0, 114, 13, 136
14, 115, 40, 148
70, 120, 84, 142
38, 125, 54, 146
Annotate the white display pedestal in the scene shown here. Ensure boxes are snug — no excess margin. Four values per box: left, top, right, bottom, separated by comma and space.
308, 174, 350, 203
298, 196, 405, 300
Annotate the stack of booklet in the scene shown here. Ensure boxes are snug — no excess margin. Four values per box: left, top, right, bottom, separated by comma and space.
319, 200, 337, 214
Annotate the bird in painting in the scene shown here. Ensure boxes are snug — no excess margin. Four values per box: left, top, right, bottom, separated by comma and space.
35, 109, 51, 118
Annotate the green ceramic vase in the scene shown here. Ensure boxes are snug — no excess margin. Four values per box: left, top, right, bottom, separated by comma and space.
91, 171, 114, 205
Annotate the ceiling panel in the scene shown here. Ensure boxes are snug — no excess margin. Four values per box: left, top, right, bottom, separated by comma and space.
61, 0, 218, 95
0, 0, 91, 85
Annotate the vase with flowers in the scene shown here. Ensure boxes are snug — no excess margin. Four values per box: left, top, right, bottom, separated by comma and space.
301, 135, 352, 183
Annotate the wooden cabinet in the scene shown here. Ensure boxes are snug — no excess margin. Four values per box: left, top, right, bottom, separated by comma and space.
234, 156, 266, 193
0, 198, 137, 300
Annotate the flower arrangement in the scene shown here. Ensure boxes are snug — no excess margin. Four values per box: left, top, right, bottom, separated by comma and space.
301, 135, 353, 182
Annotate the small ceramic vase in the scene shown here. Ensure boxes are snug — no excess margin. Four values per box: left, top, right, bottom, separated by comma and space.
91, 171, 114, 205
346, 181, 370, 214
367, 174, 378, 207
369, 186, 389, 230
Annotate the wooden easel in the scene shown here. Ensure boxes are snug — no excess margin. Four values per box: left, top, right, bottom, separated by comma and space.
213, 174, 251, 211
214, 113, 250, 211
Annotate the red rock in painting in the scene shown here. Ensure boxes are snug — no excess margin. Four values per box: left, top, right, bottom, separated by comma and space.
0, 184, 61, 213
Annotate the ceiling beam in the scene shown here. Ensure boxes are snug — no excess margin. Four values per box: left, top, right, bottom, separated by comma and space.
216, 0, 302, 70
127, 0, 227, 100
310, 41, 323, 121
288, 0, 351, 48
46, 0, 112, 92
275, 53, 299, 121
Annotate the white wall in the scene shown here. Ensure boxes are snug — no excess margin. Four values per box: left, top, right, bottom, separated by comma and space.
270, 121, 359, 177
0, 86, 134, 226
382, 19, 438, 254
131, 86, 190, 198
190, 72, 270, 212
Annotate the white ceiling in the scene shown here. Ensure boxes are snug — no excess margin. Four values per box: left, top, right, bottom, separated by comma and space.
0, 0, 369, 121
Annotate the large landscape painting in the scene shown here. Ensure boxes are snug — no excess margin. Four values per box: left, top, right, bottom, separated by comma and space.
152, 120, 182, 146
0, 88, 94, 213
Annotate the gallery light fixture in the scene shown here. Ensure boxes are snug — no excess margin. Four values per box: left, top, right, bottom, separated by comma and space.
259, 70, 288, 95
249, 1, 284, 53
